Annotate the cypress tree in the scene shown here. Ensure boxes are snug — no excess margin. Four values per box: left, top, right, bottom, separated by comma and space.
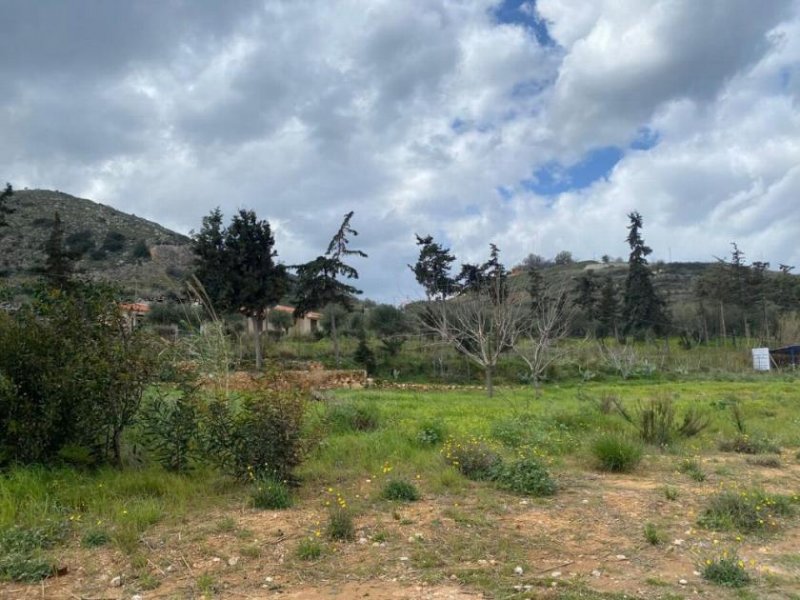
622, 212, 668, 338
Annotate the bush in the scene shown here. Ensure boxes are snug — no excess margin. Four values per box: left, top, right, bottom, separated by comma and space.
612, 395, 709, 446
381, 479, 420, 502
702, 550, 751, 587
250, 476, 292, 509
326, 402, 380, 433
326, 507, 355, 541
100, 230, 126, 253
698, 489, 794, 533
416, 420, 445, 446
296, 538, 323, 560
493, 456, 556, 497
0, 524, 65, 582
718, 434, 780, 455
139, 388, 200, 473
442, 437, 503, 481
353, 336, 376, 374
678, 458, 706, 482
81, 528, 110, 548
643, 523, 663, 545
0, 283, 159, 466
591, 433, 643, 473
203, 387, 308, 481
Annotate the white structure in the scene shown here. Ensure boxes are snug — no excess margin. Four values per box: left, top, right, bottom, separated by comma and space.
752, 347, 771, 371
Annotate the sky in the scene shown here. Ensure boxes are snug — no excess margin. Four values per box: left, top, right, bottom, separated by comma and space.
2, 0, 799, 303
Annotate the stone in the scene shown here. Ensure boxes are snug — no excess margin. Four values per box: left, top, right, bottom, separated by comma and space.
110, 576, 122, 587
679, 579, 688, 585
514, 566, 524, 576
228, 557, 239, 567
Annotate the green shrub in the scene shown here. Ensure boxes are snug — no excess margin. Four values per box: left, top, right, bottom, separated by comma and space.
0, 524, 65, 582
698, 489, 794, 533
416, 420, 445, 446
326, 507, 355, 541
381, 479, 420, 502
0, 283, 159, 466
643, 523, 663, 545
139, 388, 200, 473
678, 458, 707, 482
613, 395, 709, 446
353, 336, 376, 374
591, 433, 643, 473
325, 402, 380, 433
493, 456, 556, 497
702, 551, 751, 587
81, 528, 111, 548
100, 231, 126, 253
718, 434, 780, 455
442, 437, 503, 481
664, 486, 679, 501
746, 455, 782, 468
203, 387, 308, 480
250, 476, 292, 510
296, 537, 323, 560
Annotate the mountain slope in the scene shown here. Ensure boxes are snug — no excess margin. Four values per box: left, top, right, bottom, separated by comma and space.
0, 189, 193, 299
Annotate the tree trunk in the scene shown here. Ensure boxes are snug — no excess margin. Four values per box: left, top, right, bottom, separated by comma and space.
485, 365, 494, 398
254, 316, 263, 371
331, 311, 340, 368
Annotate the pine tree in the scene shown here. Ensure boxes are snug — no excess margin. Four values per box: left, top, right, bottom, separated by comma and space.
293, 211, 367, 367
573, 271, 599, 336
0, 183, 13, 227
622, 212, 669, 338
409, 234, 457, 300
43, 212, 73, 288
192, 208, 289, 370
597, 275, 619, 340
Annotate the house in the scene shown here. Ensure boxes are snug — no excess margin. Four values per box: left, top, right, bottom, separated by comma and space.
119, 302, 150, 330
244, 305, 322, 336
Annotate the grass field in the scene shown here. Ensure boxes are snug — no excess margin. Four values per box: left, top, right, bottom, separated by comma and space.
2, 378, 800, 599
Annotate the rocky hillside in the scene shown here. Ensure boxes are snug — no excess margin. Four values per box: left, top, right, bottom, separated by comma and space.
0, 189, 193, 299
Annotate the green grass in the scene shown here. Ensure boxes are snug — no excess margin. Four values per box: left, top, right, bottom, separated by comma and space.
698, 488, 796, 533
591, 433, 643, 473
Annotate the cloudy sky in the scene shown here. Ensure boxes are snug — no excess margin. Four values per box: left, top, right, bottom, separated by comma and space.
2, 0, 799, 302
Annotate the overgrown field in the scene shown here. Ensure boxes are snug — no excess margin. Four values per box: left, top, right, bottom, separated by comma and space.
3, 379, 800, 599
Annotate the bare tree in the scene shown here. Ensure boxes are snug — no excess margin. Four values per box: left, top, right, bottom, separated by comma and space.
512, 281, 574, 395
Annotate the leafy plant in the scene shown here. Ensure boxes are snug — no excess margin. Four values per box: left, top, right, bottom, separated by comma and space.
139, 387, 200, 473
698, 488, 794, 533
326, 507, 355, 541
493, 456, 556, 497
250, 476, 292, 510
81, 528, 111, 548
442, 437, 503, 481
416, 420, 445, 446
296, 537, 323, 560
381, 479, 420, 502
643, 522, 663, 545
664, 486, 679, 501
203, 386, 308, 481
678, 458, 707, 482
591, 432, 643, 473
702, 550, 751, 587
718, 434, 780, 455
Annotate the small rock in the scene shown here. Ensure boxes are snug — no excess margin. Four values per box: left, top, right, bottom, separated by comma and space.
358, 537, 368, 545
399, 556, 409, 562
132, 595, 143, 600
372, 542, 380, 547
551, 571, 561, 578
265, 577, 274, 583
449, 574, 457, 580
212, 557, 221, 563
514, 566, 524, 576
513, 585, 522, 591
616, 554, 627, 560
679, 579, 688, 585
519, 500, 528, 505
165, 565, 173, 572
408, 536, 416, 543
477, 559, 488, 565
591, 570, 602, 577
581, 499, 589, 504
693, 570, 701, 576
673, 539, 685, 546
110, 576, 122, 587
380, 542, 386, 547
228, 557, 239, 567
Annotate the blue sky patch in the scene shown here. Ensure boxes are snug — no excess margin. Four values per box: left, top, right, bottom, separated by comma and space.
492, 0, 555, 47
524, 146, 623, 195
630, 127, 660, 150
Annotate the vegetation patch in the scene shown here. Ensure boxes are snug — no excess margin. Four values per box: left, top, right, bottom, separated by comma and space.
492, 456, 556, 497
325, 402, 381, 433
702, 550, 752, 587
381, 479, 421, 502
250, 476, 292, 510
591, 432, 643, 473
442, 437, 503, 481
698, 488, 795, 533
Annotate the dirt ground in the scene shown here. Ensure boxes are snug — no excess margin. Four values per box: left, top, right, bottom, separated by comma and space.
4, 453, 800, 599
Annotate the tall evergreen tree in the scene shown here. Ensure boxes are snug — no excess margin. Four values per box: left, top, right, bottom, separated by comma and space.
43, 212, 73, 288
293, 211, 367, 367
0, 183, 13, 228
622, 211, 668, 338
409, 234, 457, 300
573, 271, 599, 336
192, 208, 288, 370
597, 275, 619, 340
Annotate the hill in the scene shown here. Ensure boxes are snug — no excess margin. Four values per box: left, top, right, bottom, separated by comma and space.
0, 189, 193, 299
